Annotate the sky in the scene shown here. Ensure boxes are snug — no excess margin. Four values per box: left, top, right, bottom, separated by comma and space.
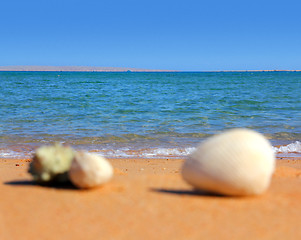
1, 0, 301, 71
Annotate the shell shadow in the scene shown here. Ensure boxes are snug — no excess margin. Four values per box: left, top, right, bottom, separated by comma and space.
151, 188, 226, 198
4, 180, 78, 190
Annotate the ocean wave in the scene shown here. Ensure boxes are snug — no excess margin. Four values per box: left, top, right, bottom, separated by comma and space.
0, 149, 33, 159
1, 142, 301, 159
98, 147, 196, 159
140, 147, 196, 158
272, 141, 301, 153
100, 142, 301, 158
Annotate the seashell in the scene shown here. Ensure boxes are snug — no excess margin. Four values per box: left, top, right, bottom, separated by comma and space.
28, 143, 75, 183
68, 151, 113, 189
182, 129, 275, 196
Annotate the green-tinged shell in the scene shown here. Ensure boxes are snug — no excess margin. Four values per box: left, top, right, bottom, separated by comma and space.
28, 143, 75, 183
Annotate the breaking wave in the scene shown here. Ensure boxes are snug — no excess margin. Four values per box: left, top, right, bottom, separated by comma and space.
1, 141, 300, 159
272, 141, 301, 153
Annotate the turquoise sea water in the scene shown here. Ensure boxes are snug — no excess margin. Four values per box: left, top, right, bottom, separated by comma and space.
0, 71, 300, 158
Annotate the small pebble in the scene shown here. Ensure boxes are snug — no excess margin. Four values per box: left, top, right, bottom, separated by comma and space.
69, 151, 113, 189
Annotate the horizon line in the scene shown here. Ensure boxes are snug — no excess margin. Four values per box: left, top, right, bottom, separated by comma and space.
0, 65, 301, 72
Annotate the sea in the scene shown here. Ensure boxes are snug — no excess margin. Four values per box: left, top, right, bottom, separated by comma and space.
0, 71, 300, 159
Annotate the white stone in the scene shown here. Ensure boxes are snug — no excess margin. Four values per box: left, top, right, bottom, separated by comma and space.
69, 151, 113, 189
182, 129, 275, 196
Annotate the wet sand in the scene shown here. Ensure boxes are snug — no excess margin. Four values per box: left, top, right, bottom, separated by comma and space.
1, 157, 301, 240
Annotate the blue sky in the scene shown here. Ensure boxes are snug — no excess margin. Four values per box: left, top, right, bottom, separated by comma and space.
1, 0, 301, 71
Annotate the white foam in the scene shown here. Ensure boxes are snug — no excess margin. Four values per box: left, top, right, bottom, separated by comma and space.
141, 147, 196, 157
90, 143, 301, 159
1, 142, 300, 159
0, 149, 30, 159
272, 141, 301, 153
104, 149, 133, 158
98, 147, 196, 159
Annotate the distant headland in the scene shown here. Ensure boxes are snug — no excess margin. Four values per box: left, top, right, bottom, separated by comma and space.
0, 66, 300, 72
0, 66, 177, 72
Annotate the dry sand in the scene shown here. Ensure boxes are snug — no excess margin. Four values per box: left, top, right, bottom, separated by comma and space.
0, 157, 301, 240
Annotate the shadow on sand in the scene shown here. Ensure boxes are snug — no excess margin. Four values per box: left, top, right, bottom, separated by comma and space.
4, 180, 77, 190
151, 188, 226, 197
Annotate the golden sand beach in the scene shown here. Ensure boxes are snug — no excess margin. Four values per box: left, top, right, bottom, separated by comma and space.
0, 157, 301, 240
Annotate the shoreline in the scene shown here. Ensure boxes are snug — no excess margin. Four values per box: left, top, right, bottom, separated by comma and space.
1, 142, 301, 160
1, 156, 301, 239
